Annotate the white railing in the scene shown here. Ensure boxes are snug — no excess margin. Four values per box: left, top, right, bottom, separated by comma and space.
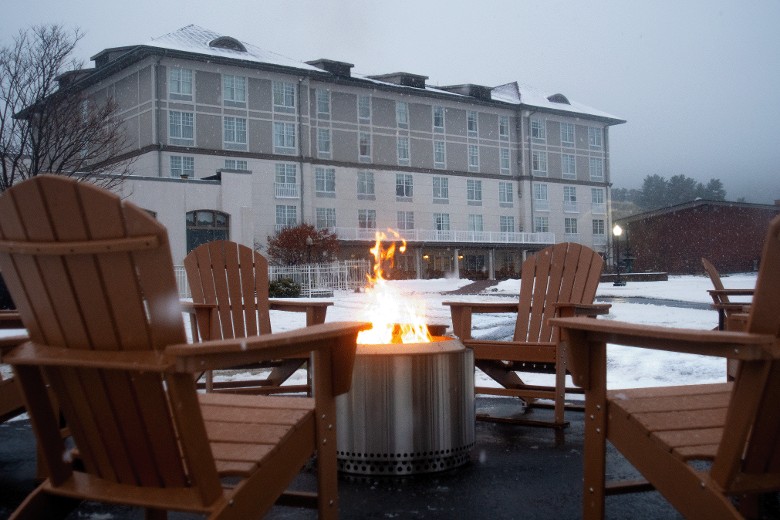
275, 183, 299, 198
174, 259, 372, 299
563, 201, 579, 213
333, 227, 555, 245
592, 203, 607, 215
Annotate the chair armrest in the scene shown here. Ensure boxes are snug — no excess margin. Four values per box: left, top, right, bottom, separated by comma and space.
553, 302, 611, 317
443, 301, 518, 340
708, 289, 754, 298
0, 311, 24, 329
179, 301, 217, 342
269, 299, 333, 326
1, 334, 29, 360
551, 316, 777, 389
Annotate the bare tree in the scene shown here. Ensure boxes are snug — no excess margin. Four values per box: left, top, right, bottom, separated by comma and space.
0, 24, 132, 192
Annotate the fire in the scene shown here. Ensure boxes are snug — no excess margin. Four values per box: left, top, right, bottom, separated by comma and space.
356, 229, 432, 345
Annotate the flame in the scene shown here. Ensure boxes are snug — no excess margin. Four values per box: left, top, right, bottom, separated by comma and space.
356, 229, 432, 345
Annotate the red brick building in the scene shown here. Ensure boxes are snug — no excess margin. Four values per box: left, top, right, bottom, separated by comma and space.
617, 200, 780, 274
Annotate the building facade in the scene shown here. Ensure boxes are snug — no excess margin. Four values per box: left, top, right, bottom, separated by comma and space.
72, 25, 624, 278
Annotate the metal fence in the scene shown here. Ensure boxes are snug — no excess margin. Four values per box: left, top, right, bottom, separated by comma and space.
174, 259, 371, 299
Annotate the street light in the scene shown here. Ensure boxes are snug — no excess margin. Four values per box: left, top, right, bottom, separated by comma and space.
305, 236, 313, 264
612, 224, 626, 286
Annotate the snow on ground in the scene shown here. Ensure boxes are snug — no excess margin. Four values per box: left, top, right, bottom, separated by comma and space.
0, 272, 758, 397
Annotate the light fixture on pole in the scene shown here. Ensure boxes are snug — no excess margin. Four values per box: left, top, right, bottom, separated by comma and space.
305, 236, 314, 264
612, 223, 626, 286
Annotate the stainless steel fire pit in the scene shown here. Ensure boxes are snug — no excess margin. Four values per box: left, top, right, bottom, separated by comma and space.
336, 337, 475, 475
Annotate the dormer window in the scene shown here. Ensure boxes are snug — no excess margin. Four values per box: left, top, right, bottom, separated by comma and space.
547, 93, 571, 105
208, 36, 247, 52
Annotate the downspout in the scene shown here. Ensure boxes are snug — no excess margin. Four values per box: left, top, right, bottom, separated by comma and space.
524, 110, 537, 238
153, 57, 163, 177
298, 77, 307, 223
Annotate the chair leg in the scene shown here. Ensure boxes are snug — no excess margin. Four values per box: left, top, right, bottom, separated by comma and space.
10, 486, 80, 520
582, 345, 608, 520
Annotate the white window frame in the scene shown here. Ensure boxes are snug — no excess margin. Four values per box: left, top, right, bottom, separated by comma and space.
223, 116, 247, 148
467, 179, 482, 205
468, 214, 484, 232
531, 118, 546, 140
434, 140, 446, 168
534, 215, 549, 233
500, 147, 510, 174
533, 182, 549, 211
432, 176, 448, 203
468, 144, 479, 170
593, 219, 605, 235
396, 101, 409, 127
316, 207, 336, 229
467, 110, 478, 136
272, 81, 296, 112
315, 167, 336, 196
499, 181, 513, 206
589, 157, 604, 180
359, 132, 371, 161
500, 215, 515, 233
532, 150, 547, 175
561, 122, 575, 147
434, 213, 451, 231
589, 127, 603, 149
358, 95, 371, 122
397, 210, 414, 230
357, 170, 375, 198
222, 74, 246, 104
396, 173, 413, 199
224, 159, 247, 171
397, 136, 410, 165
562, 153, 577, 179
433, 105, 445, 132
170, 155, 194, 178
499, 115, 510, 140
358, 209, 376, 230
169, 111, 194, 142
169, 68, 192, 98
316, 88, 330, 117
275, 205, 297, 229
273, 122, 296, 154
317, 128, 331, 158
274, 163, 297, 198
565, 217, 578, 235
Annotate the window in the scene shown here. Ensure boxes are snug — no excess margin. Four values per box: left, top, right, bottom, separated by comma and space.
468, 144, 479, 169
589, 157, 604, 180
170, 156, 194, 178
500, 215, 515, 233
534, 216, 549, 233
358, 95, 371, 122
589, 127, 603, 149
468, 214, 483, 232
533, 183, 549, 211
499, 181, 513, 206
275, 163, 297, 198
562, 153, 576, 179
500, 148, 510, 174
315, 167, 336, 196
396, 173, 413, 198
565, 217, 578, 235
169, 68, 192, 98
531, 118, 546, 140
467, 179, 482, 205
317, 128, 331, 157
316, 208, 336, 229
499, 115, 510, 140
357, 170, 374, 198
432, 176, 448, 203
223, 116, 247, 148
434, 213, 450, 231
272, 81, 295, 112
275, 205, 297, 230
467, 110, 478, 136
564, 186, 578, 213
591, 187, 606, 214
396, 101, 409, 127
358, 209, 376, 229
316, 89, 330, 116
359, 132, 371, 161
186, 210, 229, 252
397, 136, 410, 165
225, 159, 247, 170
222, 75, 246, 104
397, 211, 414, 230
434, 140, 445, 168
273, 122, 296, 154
169, 111, 194, 142
593, 219, 605, 235
532, 151, 547, 175
561, 122, 575, 146
433, 105, 445, 132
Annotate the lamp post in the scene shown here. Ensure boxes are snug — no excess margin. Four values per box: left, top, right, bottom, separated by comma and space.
612, 224, 626, 286
305, 236, 313, 264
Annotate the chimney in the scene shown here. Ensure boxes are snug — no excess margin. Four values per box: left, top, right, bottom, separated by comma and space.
368, 72, 428, 89
439, 84, 492, 101
306, 59, 354, 78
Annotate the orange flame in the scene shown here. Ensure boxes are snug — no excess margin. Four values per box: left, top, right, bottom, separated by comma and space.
356, 229, 432, 345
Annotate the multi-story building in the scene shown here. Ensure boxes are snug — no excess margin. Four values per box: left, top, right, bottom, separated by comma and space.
68, 25, 625, 278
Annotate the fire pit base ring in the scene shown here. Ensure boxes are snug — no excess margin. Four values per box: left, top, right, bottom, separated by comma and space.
336, 337, 475, 476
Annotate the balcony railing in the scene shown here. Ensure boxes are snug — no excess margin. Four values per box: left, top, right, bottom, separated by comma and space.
275, 183, 299, 198
563, 201, 579, 213
332, 227, 555, 245
592, 203, 607, 215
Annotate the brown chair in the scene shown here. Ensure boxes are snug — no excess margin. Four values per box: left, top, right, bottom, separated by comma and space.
184, 240, 332, 394
444, 242, 609, 433
552, 214, 780, 519
702, 257, 754, 331
0, 175, 367, 519
1, 328, 27, 424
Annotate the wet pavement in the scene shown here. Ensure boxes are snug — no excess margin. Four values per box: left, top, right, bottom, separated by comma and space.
0, 398, 685, 519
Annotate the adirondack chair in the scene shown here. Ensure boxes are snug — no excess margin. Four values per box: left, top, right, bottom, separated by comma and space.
702, 258, 754, 331
444, 242, 609, 433
0, 328, 26, 424
551, 214, 780, 519
0, 175, 367, 520
184, 240, 332, 394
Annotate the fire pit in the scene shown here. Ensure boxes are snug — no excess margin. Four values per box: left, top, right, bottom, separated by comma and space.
336, 335, 475, 475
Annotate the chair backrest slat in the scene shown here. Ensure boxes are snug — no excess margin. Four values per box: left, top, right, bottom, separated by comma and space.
0, 176, 216, 495
514, 243, 603, 343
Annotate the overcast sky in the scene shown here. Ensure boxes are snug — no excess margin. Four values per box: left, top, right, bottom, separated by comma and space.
4, 0, 778, 203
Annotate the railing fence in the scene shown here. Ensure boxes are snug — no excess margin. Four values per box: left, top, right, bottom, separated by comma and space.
174, 259, 371, 299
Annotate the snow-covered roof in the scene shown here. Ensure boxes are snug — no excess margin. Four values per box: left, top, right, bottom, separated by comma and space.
492, 81, 624, 122
145, 25, 323, 73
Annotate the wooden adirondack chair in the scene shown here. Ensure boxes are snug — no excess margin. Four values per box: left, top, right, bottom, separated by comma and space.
444, 242, 609, 433
1, 329, 27, 424
0, 175, 367, 520
551, 214, 780, 519
184, 240, 332, 394
702, 257, 754, 331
